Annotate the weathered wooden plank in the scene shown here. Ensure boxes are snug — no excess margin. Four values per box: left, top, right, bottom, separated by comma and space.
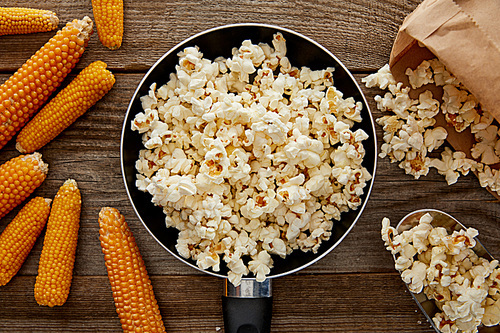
0, 1, 498, 332
0, 273, 435, 333
0, 0, 420, 72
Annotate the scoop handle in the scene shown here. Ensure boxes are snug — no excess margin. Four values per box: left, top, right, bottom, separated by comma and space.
222, 279, 272, 333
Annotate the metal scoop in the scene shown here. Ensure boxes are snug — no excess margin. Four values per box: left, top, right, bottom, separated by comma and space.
396, 209, 497, 333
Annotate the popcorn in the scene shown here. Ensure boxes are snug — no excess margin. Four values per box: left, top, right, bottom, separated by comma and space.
248, 250, 273, 282
405, 60, 434, 89
482, 296, 500, 327
132, 33, 371, 286
478, 165, 500, 193
377, 115, 403, 134
382, 214, 499, 333
364, 59, 500, 195
441, 84, 479, 133
416, 90, 440, 120
140, 83, 158, 110
432, 313, 459, 333
471, 111, 495, 134
227, 258, 249, 287
428, 58, 459, 87
471, 125, 500, 165
429, 147, 482, 185
133, 111, 160, 138
401, 260, 427, 293
381, 217, 397, 253
361, 64, 396, 90
423, 126, 447, 152
398, 150, 430, 179
374, 82, 415, 119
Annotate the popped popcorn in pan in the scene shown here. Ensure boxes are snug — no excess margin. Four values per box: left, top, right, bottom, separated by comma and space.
381, 214, 500, 333
131, 33, 372, 286
362, 61, 500, 192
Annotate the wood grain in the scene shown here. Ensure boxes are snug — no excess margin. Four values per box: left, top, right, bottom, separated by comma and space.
0, 0, 421, 72
0, 0, 498, 332
0, 274, 434, 332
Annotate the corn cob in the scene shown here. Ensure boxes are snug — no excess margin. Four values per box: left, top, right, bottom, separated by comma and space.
0, 16, 93, 151
0, 7, 59, 36
16, 61, 116, 153
92, 0, 123, 50
0, 152, 48, 220
35, 179, 81, 307
0, 197, 51, 286
98, 207, 166, 332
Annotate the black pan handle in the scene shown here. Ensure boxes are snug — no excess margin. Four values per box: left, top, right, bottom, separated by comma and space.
222, 279, 273, 333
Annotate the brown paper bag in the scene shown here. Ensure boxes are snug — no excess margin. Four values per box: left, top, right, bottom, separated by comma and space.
388, 0, 500, 199
390, 0, 500, 119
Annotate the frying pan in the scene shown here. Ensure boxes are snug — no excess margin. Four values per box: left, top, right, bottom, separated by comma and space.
121, 23, 377, 332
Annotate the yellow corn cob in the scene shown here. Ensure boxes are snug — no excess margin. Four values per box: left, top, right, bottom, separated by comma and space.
16, 61, 116, 153
0, 16, 93, 151
34, 179, 81, 307
98, 207, 166, 332
0, 197, 51, 286
92, 0, 123, 50
0, 7, 59, 36
0, 152, 48, 220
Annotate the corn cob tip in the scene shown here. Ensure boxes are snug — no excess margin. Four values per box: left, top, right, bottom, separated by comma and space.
98, 207, 117, 233
71, 16, 93, 42
44, 11, 59, 27
63, 178, 78, 188
99, 206, 113, 216
44, 198, 52, 206
15, 142, 27, 153
25, 152, 49, 175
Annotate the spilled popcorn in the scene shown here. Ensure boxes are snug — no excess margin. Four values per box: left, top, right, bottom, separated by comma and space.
362, 60, 500, 193
382, 214, 500, 333
131, 33, 372, 286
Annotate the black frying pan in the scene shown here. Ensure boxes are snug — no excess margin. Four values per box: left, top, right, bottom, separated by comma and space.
121, 24, 377, 333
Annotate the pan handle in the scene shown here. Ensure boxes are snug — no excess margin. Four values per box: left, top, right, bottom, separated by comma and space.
222, 279, 272, 333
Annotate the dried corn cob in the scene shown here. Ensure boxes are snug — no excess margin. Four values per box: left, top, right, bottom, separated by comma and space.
16, 61, 116, 153
0, 16, 93, 151
0, 7, 59, 36
92, 0, 123, 50
0, 197, 51, 286
0, 152, 48, 220
98, 207, 166, 332
35, 179, 81, 307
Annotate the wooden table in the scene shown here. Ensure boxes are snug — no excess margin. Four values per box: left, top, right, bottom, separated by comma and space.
0, 0, 498, 332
